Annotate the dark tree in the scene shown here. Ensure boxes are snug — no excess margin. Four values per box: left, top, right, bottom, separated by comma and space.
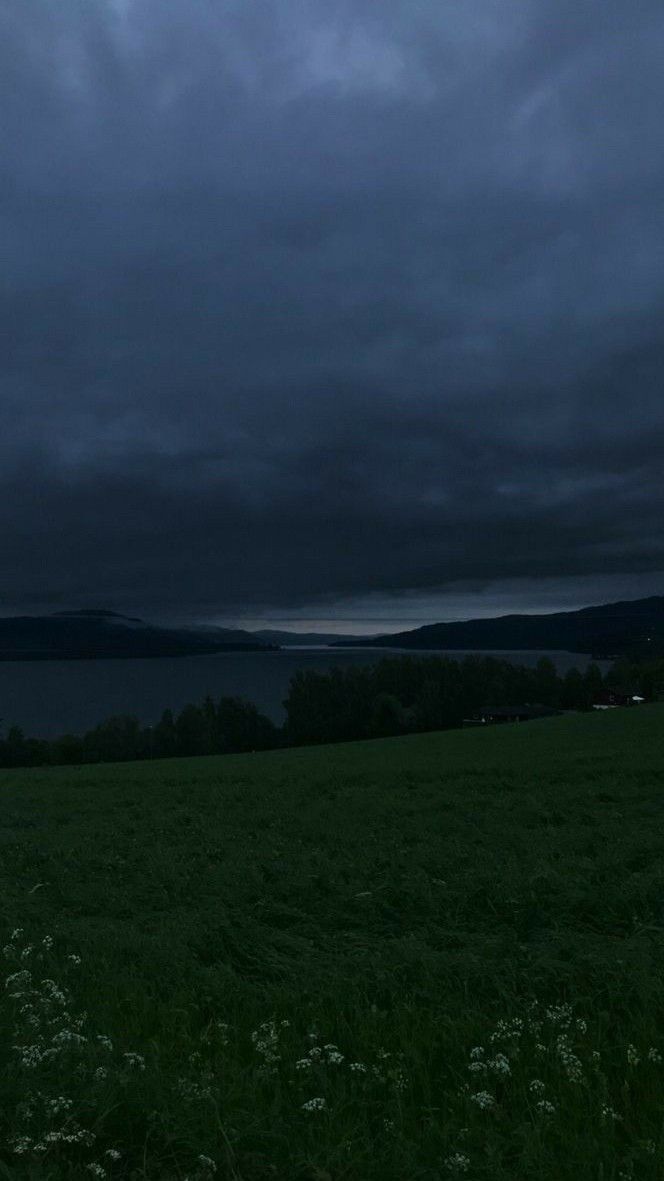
153, 709, 178, 758
216, 696, 279, 752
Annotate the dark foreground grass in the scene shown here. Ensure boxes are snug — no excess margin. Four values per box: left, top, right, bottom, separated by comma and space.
1, 706, 664, 1179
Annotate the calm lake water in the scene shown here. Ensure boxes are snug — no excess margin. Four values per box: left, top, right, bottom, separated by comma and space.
0, 647, 611, 739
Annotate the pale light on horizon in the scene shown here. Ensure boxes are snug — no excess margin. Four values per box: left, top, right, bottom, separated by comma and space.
207, 571, 664, 635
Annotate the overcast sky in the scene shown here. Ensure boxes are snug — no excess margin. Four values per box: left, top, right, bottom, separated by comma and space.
2, 0, 663, 632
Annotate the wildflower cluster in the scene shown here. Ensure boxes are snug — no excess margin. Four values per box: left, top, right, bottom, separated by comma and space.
451, 996, 664, 1175
443, 1150, 471, 1174
301, 1096, 327, 1112
182, 1153, 219, 1180
250, 1018, 291, 1076
2, 929, 132, 1175
249, 1023, 410, 1119
554, 1033, 584, 1084
295, 1042, 345, 1069
469, 1090, 495, 1110
464, 1000, 591, 1117
468, 1049, 511, 1077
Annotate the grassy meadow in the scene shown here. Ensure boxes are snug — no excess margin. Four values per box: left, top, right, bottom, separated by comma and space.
2, 705, 664, 1179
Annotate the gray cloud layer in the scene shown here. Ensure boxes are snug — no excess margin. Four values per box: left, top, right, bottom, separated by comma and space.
2, 0, 663, 624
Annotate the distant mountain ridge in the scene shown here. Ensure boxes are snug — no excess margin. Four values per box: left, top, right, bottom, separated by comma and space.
251, 629, 380, 645
0, 610, 277, 661
331, 595, 664, 658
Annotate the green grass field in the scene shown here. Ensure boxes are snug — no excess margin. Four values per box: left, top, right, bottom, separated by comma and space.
2, 706, 664, 1180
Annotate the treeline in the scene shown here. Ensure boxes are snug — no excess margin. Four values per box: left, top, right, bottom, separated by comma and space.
605, 654, 664, 700
282, 655, 605, 745
0, 696, 279, 769
0, 654, 661, 769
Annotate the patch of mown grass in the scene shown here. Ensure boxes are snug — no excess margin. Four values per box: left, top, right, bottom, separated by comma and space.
1, 706, 664, 1178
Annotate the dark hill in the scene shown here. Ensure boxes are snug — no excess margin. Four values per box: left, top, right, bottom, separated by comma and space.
331, 595, 664, 658
0, 610, 277, 661
251, 629, 380, 645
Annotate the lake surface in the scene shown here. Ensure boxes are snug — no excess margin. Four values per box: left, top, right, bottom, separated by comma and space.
0, 647, 611, 739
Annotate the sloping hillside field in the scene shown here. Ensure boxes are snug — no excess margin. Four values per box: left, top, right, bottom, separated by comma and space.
2, 707, 664, 1179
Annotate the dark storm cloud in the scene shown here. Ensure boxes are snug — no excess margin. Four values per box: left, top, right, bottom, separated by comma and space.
2, 0, 663, 624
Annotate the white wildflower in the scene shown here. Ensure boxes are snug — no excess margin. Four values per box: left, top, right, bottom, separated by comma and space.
43, 1127, 95, 1146
349, 1061, 367, 1072
52, 1029, 87, 1047
251, 1020, 281, 1066
123, 1052, 145, 1070
97, 1035, 113, 1051
647, 1047, 662, 1063
10, 1136, 34, 1155
601, 1105, 623, 1122
529, 1079, 546, 1095
487, 1053, 511, 1076
627, 1044, 640, 1066
489, 1017, 523, 1044
470, 1090, 495, 1109
555, 1034, 584, 1083
6, 969, 32, 993
40, 979, 67, 1004
301, 1096, 327, 1112
443, 1152, 470, 1173
86, 1166, 106, 1178
198, 1154, 217, 1172
176, 1077, 213, 1102
105, 1148, 122, 1160
469, 1046, 485, 1061
45, 1095, 73, 1115
14, 1042, 60, 1068
535, 1099, 556, 1115
545, 1004, 573, 1028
